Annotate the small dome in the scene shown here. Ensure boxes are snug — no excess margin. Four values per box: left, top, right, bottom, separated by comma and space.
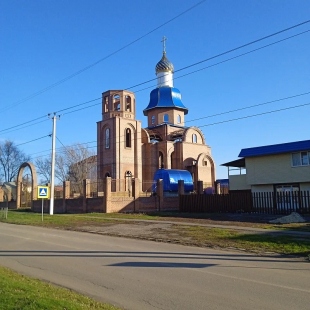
155, 52, 174, 73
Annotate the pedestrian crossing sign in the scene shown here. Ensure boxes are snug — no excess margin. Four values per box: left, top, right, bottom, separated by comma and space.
37, 186, 49, 199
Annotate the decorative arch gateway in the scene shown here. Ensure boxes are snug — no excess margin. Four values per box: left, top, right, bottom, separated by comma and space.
16, 162, 38, 209
196, 153, 216, 185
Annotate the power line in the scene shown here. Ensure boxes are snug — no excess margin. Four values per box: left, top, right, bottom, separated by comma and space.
26, 97, 310, 163
199, 102, 310, 128
127, 22, 310, 90
0, 0, 207, 113
15, 135, 50, 147
1, 26, 309, 135
0, 119, 49, 136
186, 90, 310, 123
134, 29, 310, 93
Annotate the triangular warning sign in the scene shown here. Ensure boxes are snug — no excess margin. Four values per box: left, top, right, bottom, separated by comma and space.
39, 188, 47, 196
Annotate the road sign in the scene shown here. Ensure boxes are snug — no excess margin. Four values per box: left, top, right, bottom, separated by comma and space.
37, 186, 50, 199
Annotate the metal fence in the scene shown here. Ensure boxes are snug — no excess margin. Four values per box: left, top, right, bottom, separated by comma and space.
180, 191, 310, 215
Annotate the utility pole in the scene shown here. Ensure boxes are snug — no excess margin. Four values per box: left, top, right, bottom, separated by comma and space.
48, 113, 60, 215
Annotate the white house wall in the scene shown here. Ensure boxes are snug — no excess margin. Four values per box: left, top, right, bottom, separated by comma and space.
245, 153, 310, 185
229, 175, 251, 191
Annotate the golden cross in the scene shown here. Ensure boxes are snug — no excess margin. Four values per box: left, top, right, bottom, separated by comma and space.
161, 36, 167, 53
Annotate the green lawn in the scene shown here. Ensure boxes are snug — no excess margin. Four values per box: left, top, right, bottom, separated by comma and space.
0, 266, 120, 310
176, 225, 310, 256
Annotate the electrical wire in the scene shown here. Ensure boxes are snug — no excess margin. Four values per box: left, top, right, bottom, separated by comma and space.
0, 0, 207, 113
27, 98, 310, 163
1, 26, 309, 135
15, 135, 51, 147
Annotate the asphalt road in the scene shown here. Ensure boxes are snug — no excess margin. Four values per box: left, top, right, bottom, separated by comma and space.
0, 222, 309, 310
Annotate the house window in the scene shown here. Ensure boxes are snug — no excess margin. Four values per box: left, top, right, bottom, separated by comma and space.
105, 128, 110, 149
292, 151, 310, 166
151, 115, 155, 125
163, 114, 169, 122
177, 115, 181, 124
301, 152, 309, 165
192, 134, 197, 143
125, 128, 131, 148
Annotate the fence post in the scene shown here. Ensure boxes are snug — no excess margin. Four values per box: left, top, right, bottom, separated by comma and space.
105, 177, 112, 213
156, 179, 164, 212
82, 179, 90, 213
132, 178, 140, 213
0, 187, 3, 202
16, 181, 22, 209
197, 180, 203, 194
178, 180, 184, 212
63, 181, 70, 213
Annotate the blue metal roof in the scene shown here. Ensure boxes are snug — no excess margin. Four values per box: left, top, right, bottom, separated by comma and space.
239, 140, 310, 158
153, 169, 193, 192
143, 87, 188, 115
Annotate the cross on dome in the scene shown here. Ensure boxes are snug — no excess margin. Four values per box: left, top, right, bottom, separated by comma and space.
161, 36, 167, 53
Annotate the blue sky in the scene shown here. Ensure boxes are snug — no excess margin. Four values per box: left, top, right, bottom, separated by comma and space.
1, 0, 310, 180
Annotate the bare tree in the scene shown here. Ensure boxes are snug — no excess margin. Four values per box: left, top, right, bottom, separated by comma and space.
0, 140, 30, 182
35, 143, 96, 187
35, 157, 51, 184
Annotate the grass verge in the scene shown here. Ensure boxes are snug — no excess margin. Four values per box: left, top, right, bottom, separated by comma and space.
1, 209, 310, 257
0, 266, 120, 310
176, 225, 310, 256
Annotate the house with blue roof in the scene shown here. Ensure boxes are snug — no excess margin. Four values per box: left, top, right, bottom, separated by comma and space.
222, 140, 310, 194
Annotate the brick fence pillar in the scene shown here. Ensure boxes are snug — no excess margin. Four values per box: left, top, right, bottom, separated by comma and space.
62, 181, 70, 213
0, 187, 3, 202
197, 180, 204, 194
156, 179, 164, 212
178, 180, 184, 212
133, 178, 140, 213
105, 177, 112, 213
82, 179, 90, 212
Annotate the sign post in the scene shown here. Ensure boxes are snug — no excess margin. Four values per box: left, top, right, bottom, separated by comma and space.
37, 186, 50, 221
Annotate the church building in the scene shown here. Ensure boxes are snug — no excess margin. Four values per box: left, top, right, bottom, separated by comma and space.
97, 41, 216, 191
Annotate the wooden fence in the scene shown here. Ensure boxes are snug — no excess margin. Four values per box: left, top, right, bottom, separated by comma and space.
179, 191, 310, 215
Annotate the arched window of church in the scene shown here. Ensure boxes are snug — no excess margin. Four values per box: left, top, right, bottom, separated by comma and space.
163, 114, 169, 123
151, 115, 155, 125
125, 128, 131, 148
170, 151, 174, 169
192, 134, 197, 143
203, 157, 208, 166
113, 94, 120, 111
177, 115, 181, 124
105, 172, 111, 178
159, 151, 164, 168
104, 96, 109, 112
105, 128, 110, 149
126, 96, 131, 112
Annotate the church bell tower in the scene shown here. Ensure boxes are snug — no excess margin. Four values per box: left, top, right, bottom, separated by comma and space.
97, 90, 142, 189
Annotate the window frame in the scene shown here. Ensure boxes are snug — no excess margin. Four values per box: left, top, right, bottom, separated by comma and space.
291, 151, 310, 167
105, 128, 110, 149
125, 128, 132, 148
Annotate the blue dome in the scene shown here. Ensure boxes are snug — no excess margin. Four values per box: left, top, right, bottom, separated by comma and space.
143, 87, 188, 115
